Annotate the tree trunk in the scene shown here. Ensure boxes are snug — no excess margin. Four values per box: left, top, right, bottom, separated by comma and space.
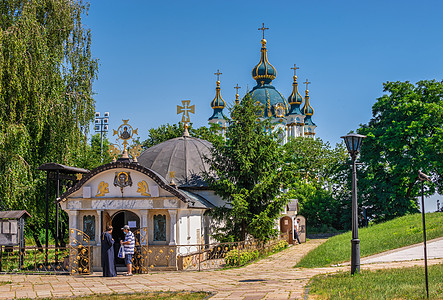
28, 224, 43, 252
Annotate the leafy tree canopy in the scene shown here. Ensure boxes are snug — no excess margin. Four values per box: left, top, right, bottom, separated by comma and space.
358, 80, 443, 222
142, 122, 222, 148
284, 137, 350, 231
0, 0, 98, 244
204, 94, 291, 242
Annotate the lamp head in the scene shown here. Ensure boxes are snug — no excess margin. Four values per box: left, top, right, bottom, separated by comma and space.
418, 170, 431, 182
341, 133, 366, 160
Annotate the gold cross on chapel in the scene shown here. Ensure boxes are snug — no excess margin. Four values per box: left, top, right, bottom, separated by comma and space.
177, 100, 195, 124
291, 64, 300, 76
303, 79, 311, 90
258, 23, 269, 39
214, 69, 222, 81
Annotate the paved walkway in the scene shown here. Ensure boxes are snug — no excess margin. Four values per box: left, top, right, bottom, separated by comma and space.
0, 238, 442, 299
360, 237, 443, 264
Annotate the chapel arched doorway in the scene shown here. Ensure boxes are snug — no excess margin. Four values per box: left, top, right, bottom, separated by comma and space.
280, 216, 293, 244
111, 210, 140, 266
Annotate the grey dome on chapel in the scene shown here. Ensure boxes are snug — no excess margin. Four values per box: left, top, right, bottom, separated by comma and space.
137, 135, 212, 188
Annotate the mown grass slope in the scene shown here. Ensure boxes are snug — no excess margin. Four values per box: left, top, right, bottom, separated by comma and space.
308, 263, 443, 299
297, 212, 443, 268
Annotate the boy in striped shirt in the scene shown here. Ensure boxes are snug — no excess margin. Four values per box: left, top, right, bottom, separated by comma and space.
120, 225, 135, 276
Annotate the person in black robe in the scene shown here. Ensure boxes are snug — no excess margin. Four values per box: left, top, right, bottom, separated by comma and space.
101, 225, 117, 277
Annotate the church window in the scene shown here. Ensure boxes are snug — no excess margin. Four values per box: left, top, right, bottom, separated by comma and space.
153, 214, 166, 241
83, 215, 95, 241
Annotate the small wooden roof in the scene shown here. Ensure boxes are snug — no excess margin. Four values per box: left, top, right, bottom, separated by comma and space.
37, 163, 89, 174
0, 210, 31, 219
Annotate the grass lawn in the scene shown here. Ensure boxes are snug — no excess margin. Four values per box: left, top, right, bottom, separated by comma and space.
308, 263, 443, 299
297, 212, 443, 268
54, 291, 210, 299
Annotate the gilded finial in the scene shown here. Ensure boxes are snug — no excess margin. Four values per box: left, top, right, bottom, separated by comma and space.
112, 119, 138, 153
234, 84, 241, 105
214, 69, 222, 82
291, 64, 300, 80
258, 22, 269, 40
304, 79, 311, 94
177, 100, 195, 125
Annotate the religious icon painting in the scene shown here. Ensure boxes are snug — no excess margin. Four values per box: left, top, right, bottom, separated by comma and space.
114, 171, 133, 194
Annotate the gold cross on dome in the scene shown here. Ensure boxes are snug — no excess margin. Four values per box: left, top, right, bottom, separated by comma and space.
234, 83, 241, 94
303, 79, 311, 90
214, 69, 222, 81
258, 23, 269, 39
291, 64, 300, 76
177, 100, 195, 124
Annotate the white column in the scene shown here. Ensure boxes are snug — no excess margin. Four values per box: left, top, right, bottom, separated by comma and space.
69, 210, 79, 229
140, 209, 148, 245
168, 210, 177, 245
96, 210, 103, 246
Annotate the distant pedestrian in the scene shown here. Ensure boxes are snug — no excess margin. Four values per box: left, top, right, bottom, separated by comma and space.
294, 218, 301, 244
120, 225, 135, 276
101, 225, 116, 277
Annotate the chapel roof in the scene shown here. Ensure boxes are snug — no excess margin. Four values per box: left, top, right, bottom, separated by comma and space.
137, 134, 212, 188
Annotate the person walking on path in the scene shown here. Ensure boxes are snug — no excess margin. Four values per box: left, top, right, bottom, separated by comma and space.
120, 225, 135, 276
294, 218, 301, 244
101, 225, 117, 277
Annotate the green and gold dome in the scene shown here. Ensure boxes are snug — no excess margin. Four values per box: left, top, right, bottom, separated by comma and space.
247, 38, 289, 118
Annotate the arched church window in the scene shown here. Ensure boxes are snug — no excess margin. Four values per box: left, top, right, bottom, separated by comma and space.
83, 215, 95, 241
153, 214, 166, 241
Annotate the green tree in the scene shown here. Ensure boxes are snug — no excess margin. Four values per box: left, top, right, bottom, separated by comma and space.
204, 95, 291, 242
284, 137, 350, 231
358, 80, 443, 222
142, 122, 222, 148
0, 0, 98, 245
78, 133, 112, 170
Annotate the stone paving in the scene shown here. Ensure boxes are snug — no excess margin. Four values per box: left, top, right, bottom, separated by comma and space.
0, 238, 442, 299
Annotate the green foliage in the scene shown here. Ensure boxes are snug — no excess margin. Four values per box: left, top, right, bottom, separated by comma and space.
296, 212, 443, 268
358, 80, 443, 222
284, 138, 350, 230
78, 133, 112, 170
271, 239, 289, 253
224, 239, 288, 267
142, 122, 222, 148
205, 94, 291, 242
0, 0, 98, 243
225, 249, 259, 267
309, 264, 443, 299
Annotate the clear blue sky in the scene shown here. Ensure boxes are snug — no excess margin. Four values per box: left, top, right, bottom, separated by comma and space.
86, 0, 442, 210
86, 0, 443, 147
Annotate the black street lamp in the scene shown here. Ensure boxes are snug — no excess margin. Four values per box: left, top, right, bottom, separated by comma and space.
341, 133, 366, 275
418, 170, 431, 299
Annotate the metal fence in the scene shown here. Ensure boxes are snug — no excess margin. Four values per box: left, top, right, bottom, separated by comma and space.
0, 233, 288, 274
0, 245, 69, 274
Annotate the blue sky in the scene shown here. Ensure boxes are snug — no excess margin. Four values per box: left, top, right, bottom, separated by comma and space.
86, 0, 443, 211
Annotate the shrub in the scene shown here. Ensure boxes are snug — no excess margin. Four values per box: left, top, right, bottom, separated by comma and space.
271, 240, 288, 253
225, 249, 259, 267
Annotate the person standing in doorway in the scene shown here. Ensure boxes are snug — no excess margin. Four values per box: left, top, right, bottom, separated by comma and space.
101, 225, 117, 277
294, 218, 301, 244
120, 225, 135, 276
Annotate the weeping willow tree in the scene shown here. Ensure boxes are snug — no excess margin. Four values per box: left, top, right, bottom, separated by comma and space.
0, 0, 98, 245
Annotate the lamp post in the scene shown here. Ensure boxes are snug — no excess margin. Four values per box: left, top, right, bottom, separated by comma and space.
341, 133, 366, 275
418, 170, 431, 299
94, 112, 110, 162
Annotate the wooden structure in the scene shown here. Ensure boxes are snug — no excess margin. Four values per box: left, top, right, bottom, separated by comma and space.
0, 210, 31, 268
